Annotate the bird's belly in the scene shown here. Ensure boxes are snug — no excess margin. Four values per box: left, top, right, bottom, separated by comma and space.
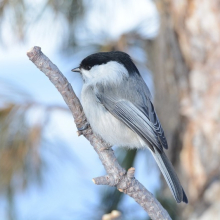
92, 110, 141, 148
81, 87, 141, 148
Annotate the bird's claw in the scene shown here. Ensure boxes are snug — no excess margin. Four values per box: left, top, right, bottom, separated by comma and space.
77, 122, 90, 136
77, 122, 89, 131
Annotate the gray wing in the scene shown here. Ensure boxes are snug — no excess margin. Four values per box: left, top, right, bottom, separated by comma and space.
96, 92, 162, 152
96, 74, 168, 150
95, 78, 188, 203
144, 99, 168, 149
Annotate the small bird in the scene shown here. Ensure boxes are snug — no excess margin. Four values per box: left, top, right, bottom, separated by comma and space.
72, 51, 188, 203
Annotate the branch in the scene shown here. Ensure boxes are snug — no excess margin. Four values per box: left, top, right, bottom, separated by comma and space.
27, 46, 171, 220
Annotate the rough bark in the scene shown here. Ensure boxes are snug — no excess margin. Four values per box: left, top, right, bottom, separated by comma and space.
147, 0, 220, 219
27, 46, 171, 220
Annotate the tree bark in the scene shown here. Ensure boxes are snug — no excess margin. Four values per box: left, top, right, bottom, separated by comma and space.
27, 46, 171, 220
146, 0, 220, 219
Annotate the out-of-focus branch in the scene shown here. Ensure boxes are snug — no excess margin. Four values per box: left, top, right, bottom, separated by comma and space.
102, 210, 122, 220
27, 46, 171, 220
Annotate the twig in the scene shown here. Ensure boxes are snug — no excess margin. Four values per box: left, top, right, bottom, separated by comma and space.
27, 46, 171, 220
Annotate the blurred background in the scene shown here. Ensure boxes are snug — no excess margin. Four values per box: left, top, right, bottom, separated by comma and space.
0, 0, 220, 219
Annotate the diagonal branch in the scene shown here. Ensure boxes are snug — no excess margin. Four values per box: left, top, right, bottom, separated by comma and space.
27, 46, 171, 220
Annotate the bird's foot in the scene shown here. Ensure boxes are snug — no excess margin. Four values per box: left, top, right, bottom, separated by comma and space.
76, 122, 90, 136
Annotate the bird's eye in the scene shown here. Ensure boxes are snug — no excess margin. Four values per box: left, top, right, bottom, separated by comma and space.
87, 66, 91, 70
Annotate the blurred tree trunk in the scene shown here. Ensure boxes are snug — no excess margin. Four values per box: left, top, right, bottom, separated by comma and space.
146, 0, 220, 219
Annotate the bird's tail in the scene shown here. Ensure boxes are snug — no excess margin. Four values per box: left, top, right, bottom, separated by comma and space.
152, 149, 188, 203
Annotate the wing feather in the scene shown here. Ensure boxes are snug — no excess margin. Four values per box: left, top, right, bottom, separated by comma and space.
95, 80, 188, 203
144, 100, 168, 149
97, 93, 163, 152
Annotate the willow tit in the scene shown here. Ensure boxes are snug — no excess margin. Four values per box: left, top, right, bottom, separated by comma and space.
72, 51, 188, 203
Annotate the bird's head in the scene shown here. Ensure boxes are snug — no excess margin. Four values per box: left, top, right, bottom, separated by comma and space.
71, 51, 139, 85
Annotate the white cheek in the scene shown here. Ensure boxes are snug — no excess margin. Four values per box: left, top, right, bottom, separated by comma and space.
81, 69, 91, 80
82, 61, 129, 85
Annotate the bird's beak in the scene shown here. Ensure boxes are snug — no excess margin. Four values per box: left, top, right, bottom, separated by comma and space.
71, 67, 81, 73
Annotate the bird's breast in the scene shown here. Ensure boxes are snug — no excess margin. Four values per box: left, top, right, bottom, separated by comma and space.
81, 85, 141, 148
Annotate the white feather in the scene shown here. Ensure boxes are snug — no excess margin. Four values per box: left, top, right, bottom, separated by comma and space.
81, 85, 143, 148
81, 61, 128, 86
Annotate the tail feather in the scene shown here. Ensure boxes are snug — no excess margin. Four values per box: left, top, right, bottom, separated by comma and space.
152, 149, 188, 203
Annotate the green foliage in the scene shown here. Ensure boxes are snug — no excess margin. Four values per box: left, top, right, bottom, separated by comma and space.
0, 103, 42, 192
0, 81, 71, 219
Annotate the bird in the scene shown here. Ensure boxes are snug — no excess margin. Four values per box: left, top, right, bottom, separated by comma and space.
71, 51, 188, 203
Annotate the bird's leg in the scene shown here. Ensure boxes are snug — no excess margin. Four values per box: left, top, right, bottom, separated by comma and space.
76, 122, 90, 136
99, 144, 112, 151
78, 122, 90, 131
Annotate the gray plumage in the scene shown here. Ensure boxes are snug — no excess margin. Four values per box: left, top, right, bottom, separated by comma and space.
73, 51, 188, 203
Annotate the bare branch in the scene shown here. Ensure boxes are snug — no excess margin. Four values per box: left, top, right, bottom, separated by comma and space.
27, 46, 171, 220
